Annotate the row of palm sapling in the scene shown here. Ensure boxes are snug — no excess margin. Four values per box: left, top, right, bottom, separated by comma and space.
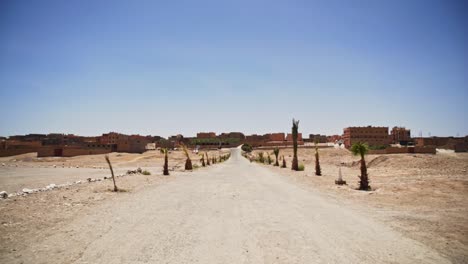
103, 147, 230, 191
245, 118, 371, 191
161, 144, 230, 176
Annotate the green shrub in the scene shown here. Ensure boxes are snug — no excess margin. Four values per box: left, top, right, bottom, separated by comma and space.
298, 164, 305, 171
193, 164, 200, 169
242, 144, 253, 152
142, 170, 151, 175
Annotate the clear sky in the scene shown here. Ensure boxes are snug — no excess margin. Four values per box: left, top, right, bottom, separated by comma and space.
1, 0, 467, 138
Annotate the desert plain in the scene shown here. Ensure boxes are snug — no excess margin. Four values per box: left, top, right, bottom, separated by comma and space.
0, 147, 467, 263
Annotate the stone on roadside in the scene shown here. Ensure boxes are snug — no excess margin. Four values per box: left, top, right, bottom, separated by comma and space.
22, 188, 34, 194
0, 191, 8, 199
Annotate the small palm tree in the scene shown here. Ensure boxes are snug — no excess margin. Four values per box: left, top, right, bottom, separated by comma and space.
281, 155, 287, 168
160, 148, 169, 175
105, 155, 118, 192
291, 119, 300, 171
267, 152, 272, 165
181, 144, 193, 170
206, 152, 211, 166
273, 147, 280, 166
315, 142, 321, 176
200, 153, 205, 167
351, 142, 370, 190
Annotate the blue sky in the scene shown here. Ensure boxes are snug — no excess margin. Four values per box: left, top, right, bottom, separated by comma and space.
1, 0, 467, 137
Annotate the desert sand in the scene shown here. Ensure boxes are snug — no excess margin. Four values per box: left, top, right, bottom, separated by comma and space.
250, 147, 468, 263
0, 147, 466, 263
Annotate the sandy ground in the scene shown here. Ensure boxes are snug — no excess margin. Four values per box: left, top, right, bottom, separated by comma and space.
249, 147, 468, 263
0, 149, 227, 193
0, 148, 450, 263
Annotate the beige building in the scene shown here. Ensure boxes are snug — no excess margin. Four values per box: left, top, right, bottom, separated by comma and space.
343, 126, 389, 148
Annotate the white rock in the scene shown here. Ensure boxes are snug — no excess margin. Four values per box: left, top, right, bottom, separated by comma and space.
75, 180, 81, 184
0, 191, 7, 199
1, 163, 5, 166
22, 188, 34, 194
53, 165, 57, 168
48, 184, 57, 189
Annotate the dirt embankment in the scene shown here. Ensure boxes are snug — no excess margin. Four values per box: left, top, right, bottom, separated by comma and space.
250, 148, 468, 263
0, 149, 229, 193
0, 149, 231, 263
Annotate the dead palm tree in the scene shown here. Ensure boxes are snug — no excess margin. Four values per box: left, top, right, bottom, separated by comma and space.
160, 148, 169, 175
351, 142, 370, 190
267, 152, 272, 165
273, 147, 280, 166
315, 142, 321, 176
291, 119, 300, 171
105, 155, 118, 192
181, 144, 193, 170
281, 155, 287, 168
206, 152, 211, 166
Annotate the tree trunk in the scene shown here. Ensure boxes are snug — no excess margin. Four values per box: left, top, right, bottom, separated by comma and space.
315, 152, 321, 176
291, 156, 298, 171
163, 153, 169, 175
185, 158, 193, 170
359, 156, 369, 190
105, 156, 118, 192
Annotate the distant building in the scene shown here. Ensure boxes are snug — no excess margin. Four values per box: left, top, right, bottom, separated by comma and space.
286, 133, 303, 142
0, 139, 42, 157
266, 133, 285, 142
327, 135, 342, 143
244, 134, 268, 147
196, 132, 216, 139
343, 126, 389, 148
415, 136, 468, 152
390, 127, 411, 144
308, 134, 327, 143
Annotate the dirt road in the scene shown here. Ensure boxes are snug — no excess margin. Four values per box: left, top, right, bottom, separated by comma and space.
11, 148, 449, 263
